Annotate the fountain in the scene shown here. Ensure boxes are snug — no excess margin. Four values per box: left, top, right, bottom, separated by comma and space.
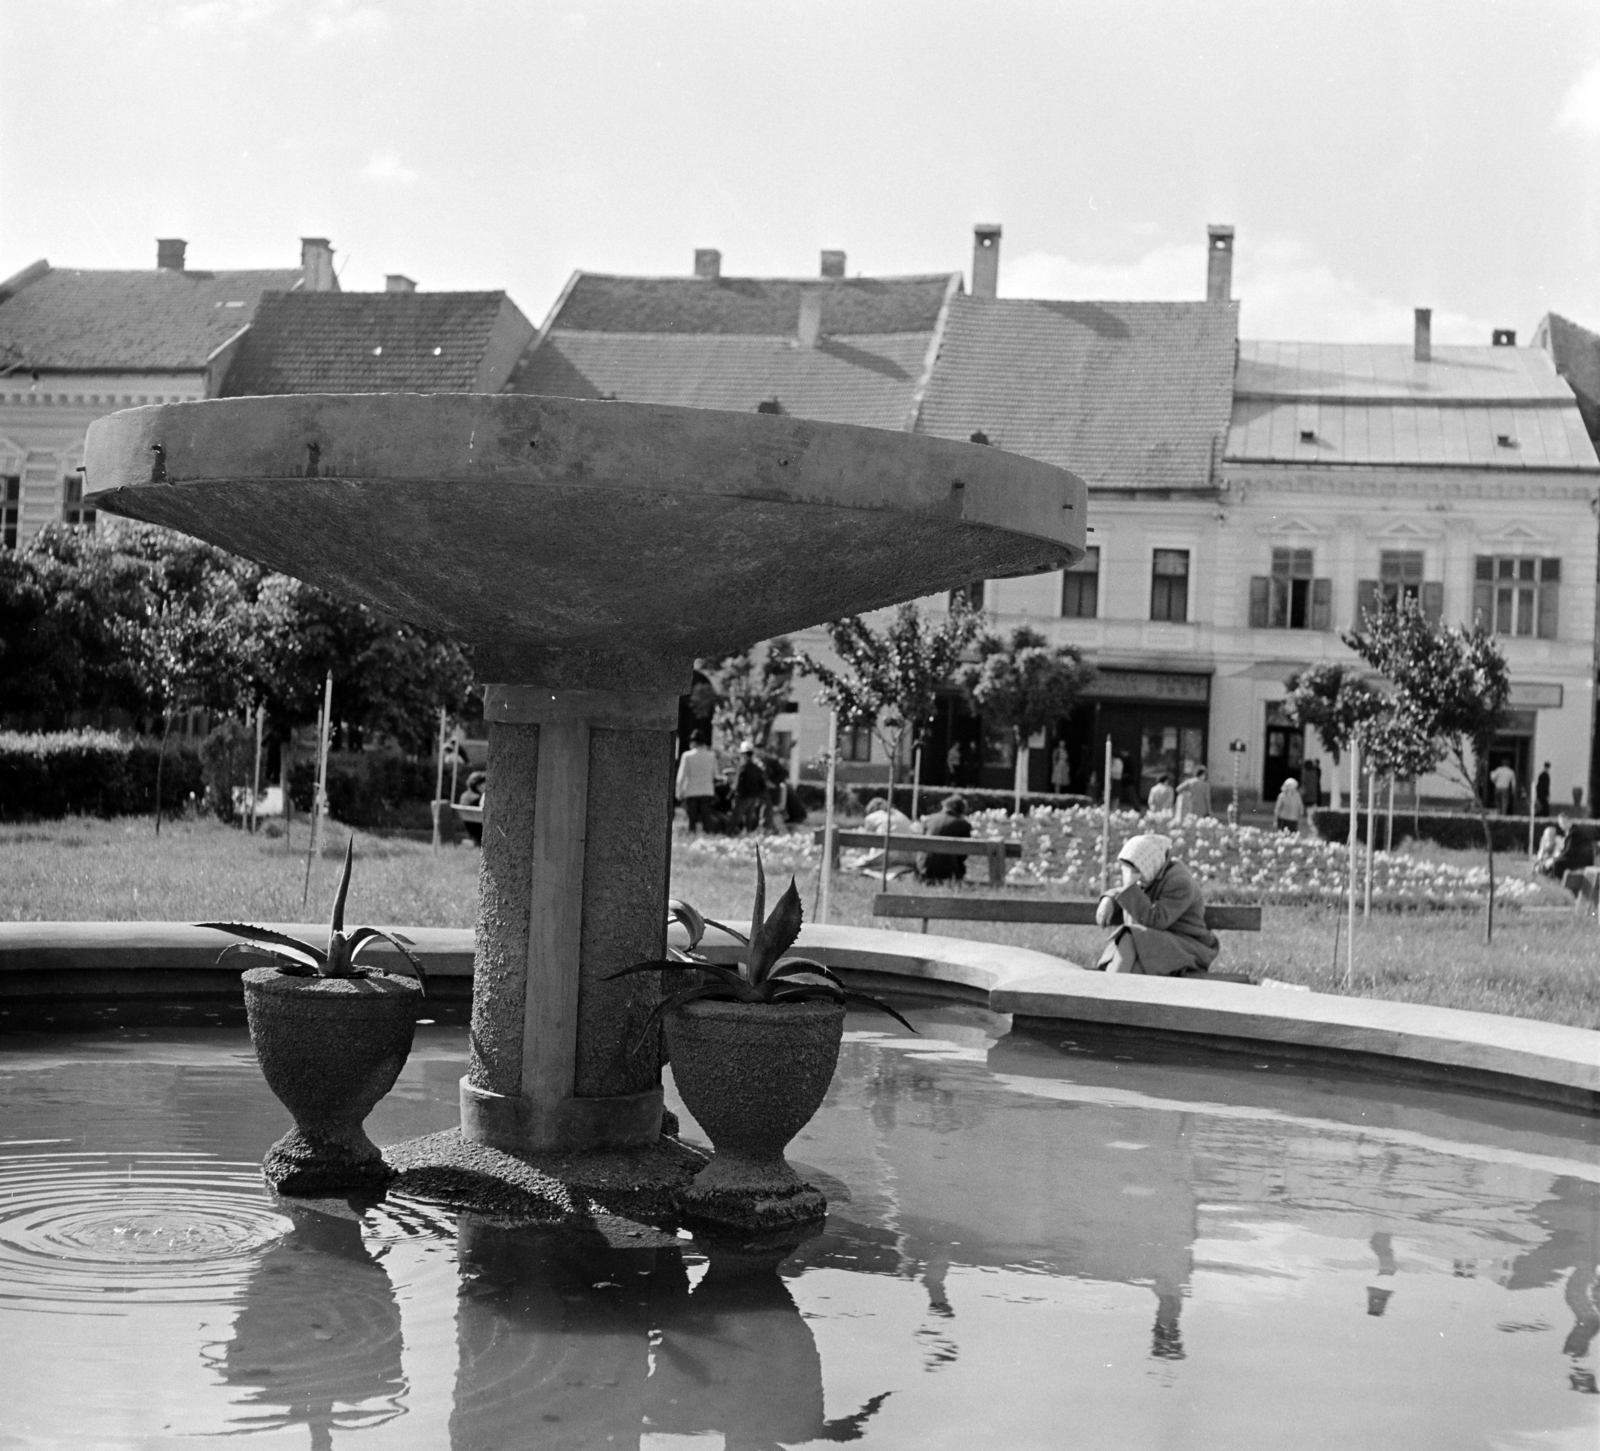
83, 392, 1085, 1225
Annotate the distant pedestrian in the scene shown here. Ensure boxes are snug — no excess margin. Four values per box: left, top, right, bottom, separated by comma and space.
1146, 774, 1175, 815
1274, 777, 1304, 834
1051, 742, 1072, 795
1174, 766, 1212, 821
675, 733, 719, 834
1109, 753, 1125, 804
946, 740, 964, 787
1300, 759, 1322, 809
1489, 762, 1516, 816
1536, 762, 1552, 819
919, 794, 974, 881
733, 740, 768, 833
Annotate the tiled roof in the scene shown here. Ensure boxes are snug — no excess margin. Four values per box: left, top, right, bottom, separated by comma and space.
510, 331, 935, 430
914, 297, 1239, 491
1532, 313, 1600, 445
549, 273, 955, 335
505, 270, 960, 431
221, 291, 524, 395
0, 265, 303, 370
1228, 341, 1599, 469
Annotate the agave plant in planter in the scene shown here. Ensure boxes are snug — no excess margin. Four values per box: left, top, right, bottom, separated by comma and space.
610, 852, 912, 1232
199, 840, 426, 1196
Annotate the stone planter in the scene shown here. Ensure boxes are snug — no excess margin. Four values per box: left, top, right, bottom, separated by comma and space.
242, 967, 422, 1195
665, 998, 845, 1232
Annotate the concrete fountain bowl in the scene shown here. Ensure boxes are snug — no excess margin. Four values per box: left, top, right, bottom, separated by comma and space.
86, 393, 1086, 1229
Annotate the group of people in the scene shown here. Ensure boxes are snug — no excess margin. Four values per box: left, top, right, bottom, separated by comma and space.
1144, 767, 1212, 820
674, 734, 799, 835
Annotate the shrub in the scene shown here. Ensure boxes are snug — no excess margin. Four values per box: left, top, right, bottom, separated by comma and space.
1308, 807, 1591, 853
0, 729, 203, 820
287, 749, 436, 829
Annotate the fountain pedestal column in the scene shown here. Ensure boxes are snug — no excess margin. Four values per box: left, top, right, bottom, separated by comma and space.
460, 680, 684, 1156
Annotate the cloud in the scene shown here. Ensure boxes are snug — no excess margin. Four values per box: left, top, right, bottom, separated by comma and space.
1556, 57, 1600, 134
363, 152, 419, 186
1002, 235, 1493, 344
170, 0, 385, 42
307, 1, 386, 42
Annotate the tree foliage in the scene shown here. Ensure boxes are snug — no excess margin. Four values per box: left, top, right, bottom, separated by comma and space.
960, 626, 1092, 746
1281, 662, 1385, 766
702, 638, 798, 753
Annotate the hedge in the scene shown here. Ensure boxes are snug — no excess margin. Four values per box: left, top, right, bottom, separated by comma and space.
792, 781, 1095, 818
0, 730, 204, 820
1308, 806, 1593, 852
288, 750, 436, 830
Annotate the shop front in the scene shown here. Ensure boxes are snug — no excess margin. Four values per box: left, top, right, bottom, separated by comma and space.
1055, 667, 1211, 806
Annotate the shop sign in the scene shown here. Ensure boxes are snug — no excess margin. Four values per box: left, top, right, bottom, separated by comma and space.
1083, 669, 1210, 704
1509, 682, 1562, 709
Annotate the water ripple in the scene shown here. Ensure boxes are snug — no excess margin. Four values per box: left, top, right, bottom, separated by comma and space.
0, 1150, 293, 1310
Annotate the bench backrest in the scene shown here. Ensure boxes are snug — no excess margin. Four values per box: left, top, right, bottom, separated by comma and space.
814, 830, 1021, 856
872, 893, 1262, 931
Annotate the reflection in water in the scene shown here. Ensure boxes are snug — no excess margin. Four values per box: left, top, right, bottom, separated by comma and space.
450, 1221, 889, 1450
1506, 1177, 1600, 1391
212, 1200, 405, 1446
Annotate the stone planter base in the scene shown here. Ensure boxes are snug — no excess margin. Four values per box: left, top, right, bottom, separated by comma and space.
264, 1125, 396, 1197
676, 1152, 827, 1233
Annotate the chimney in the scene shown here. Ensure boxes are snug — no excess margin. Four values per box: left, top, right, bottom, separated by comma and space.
971, 224, 1002, 300
156, 238, 187, 272
1206, 224, 1235, 301
385, 274, 417, 294
798, 290, 822, 348
694, 248, 721, 280
1413, 307, 1432, 363
301, 237, 338, 292
820, 249, 846, 279
1492, 328, 1516, 347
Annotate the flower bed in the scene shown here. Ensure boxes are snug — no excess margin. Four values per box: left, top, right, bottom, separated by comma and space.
674, 806, 1542, 909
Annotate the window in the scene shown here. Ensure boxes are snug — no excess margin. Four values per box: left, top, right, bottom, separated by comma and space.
1474, 556, 1559, 639
61, 470, 94, 529
1150, 549, 1189, 623
1061, 547, 1099, 618
1, 475, 17, 549
1380, 551, 1423, 608
840, 724, 874, 762
1250, 549, 1331, 629
949, 581, 986, 612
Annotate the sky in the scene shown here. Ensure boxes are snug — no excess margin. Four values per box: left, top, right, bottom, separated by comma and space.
2, 0, 1599, 345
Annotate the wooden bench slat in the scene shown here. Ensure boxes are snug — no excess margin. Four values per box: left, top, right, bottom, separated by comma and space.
873, 894, 1261, 932
813, 831, 1021, 856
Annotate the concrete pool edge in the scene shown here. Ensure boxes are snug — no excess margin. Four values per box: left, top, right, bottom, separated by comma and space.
1, 920, 1595, 1112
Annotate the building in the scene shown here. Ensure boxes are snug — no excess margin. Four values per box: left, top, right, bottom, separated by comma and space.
0, 237, 336, 547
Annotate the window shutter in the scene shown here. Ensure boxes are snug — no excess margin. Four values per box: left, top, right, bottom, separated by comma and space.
1538, 582, 1559, 639
1355, 579, 1379, 628
1310, 578, 1332, 631
1249, 576, 1270, 628
1421, 581, 1443, 623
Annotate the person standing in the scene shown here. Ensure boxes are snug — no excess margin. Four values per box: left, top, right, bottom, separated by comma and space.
946, 739, 964, 787
1109, 752, 1125, 805
1051, 741, 1072, 795
675, 733, 718, 835
1273, 777, 1304, 834
919, 794, 974, 881
1175, 766, 1212, 820
1489, 761, 1516, 816
1536, 762, 1552, 819
733, 740, 768, 834
1146, 774, 1175, 815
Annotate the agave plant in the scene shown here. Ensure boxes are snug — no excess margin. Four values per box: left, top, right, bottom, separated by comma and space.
610, 850, 913, 1045
198, 839, 426, 992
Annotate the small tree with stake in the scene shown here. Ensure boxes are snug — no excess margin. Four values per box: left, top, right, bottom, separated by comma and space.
1345, 598, 1510, 943
1281, 662, 1384, 811
961, 627, 1093, 815
703, 637, 798, 753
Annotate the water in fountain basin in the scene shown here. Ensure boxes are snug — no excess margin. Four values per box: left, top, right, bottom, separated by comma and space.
0, 1007, 1595, 1449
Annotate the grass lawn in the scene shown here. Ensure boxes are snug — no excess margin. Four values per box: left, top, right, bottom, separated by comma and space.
3, 816, 1598, 1031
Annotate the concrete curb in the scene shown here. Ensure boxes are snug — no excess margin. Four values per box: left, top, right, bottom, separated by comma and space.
2, 920, 1595, 1110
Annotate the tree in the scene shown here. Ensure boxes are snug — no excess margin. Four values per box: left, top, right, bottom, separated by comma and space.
1345, 598, 1511, 942
1354, 700, 1442, 843
1281, 662, 1385, 810
703, 638, 798, 754
961, 626, 1093, 814
802, 599, 985, 879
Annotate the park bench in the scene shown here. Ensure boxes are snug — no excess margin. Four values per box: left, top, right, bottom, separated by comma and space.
814, 829, 1022, 884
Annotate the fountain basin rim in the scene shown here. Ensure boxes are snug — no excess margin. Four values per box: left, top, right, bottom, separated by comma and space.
2, 919, 1595, 1110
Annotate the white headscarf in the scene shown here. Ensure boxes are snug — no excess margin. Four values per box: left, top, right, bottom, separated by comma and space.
1117, 833, 1172, 885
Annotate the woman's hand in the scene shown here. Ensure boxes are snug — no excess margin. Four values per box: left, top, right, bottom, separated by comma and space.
1095, 894, 1117, 928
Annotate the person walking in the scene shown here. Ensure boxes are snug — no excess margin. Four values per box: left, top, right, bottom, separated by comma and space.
675, 733, 719, 835
1273, 777, 1305, 834
1051, 741, 1072, 795
919, 794, 974, 881
1093, 833, 1220, 976
731, 740, 770, 834
1174, 766, 1212, 821
1489, 761, 1516, 816
1536, 762, 1552, 819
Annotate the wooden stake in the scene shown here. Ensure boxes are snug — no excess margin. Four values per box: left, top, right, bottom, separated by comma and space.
1346, 740, 1359, 987
819, 711, 839, 925
250, 704, 264, 834
1100, 735, 1113, 892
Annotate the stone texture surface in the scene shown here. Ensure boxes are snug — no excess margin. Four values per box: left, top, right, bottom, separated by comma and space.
664, 999, 845, 1231
467, 721, 538, 1098
241, 966, 422, 1195
84, 394, 1086, 671
575, 725, 675, 1098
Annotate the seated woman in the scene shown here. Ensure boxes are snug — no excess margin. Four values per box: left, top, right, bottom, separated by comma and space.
1535, 810, 1594, 883
851, 796, 920, 877
1093, 833, 1219, 976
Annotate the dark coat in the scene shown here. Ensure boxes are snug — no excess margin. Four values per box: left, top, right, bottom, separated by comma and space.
919, 810, 972, 881
1097, 859, 1219, 975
